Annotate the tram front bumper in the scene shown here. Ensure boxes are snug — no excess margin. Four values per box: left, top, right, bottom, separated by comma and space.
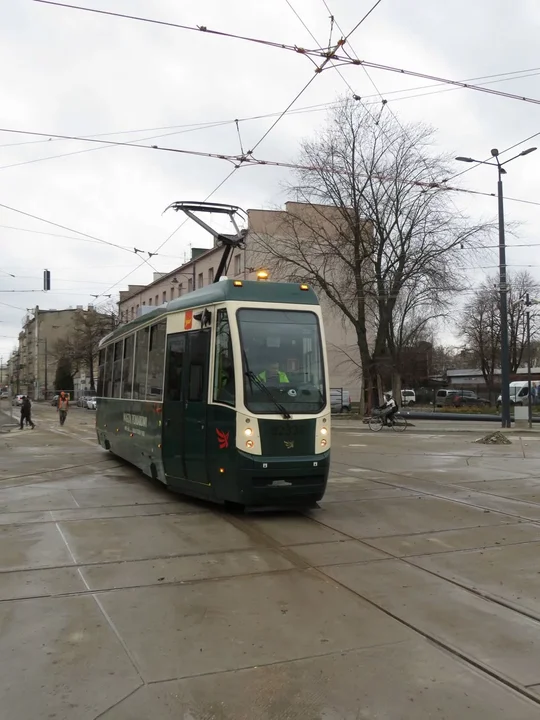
234, 451, 330, 505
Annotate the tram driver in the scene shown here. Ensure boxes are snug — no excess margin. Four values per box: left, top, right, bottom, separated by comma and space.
258, 361, 289, 386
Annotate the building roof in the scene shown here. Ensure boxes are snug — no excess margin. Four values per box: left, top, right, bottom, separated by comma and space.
101, 279, 319, 346
447, 367, 540, 377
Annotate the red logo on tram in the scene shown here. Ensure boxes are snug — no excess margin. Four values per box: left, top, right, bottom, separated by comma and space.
216, 429, 229, 449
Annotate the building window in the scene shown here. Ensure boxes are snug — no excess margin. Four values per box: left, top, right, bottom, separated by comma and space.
136, 304, 139, 315
131, 307, 135, 319
198, 273, 203, 289
234, 254, 241, 275
208, 267, 214, 284
142, 301, 146, 307
178, 283, 183, 296
163, 290, 167, 304
170, 287, 175, 300
155, 295, 159, 306
188, 278, 193, 292
148, 298, 152, 306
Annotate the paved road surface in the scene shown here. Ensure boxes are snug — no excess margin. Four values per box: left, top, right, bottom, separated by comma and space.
2, 398, 540, 718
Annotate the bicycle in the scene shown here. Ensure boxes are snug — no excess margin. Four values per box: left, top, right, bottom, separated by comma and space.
367, 410, 407, 432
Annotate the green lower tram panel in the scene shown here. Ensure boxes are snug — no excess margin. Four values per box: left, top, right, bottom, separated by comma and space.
96, 402, 329, 507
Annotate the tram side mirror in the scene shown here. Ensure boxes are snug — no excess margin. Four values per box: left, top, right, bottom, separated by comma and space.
193, 309, 212, 327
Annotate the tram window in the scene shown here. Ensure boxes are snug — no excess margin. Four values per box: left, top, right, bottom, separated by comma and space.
132, 327, 149, 399
103, 345, 113, 397
97, 349, 105, 397
146, 321, 166, 400
122, 335, 134, 399
112, 340, 123, 397
188, 330, 208, 402
213, 309, 235, 406
165, 334, 186, 401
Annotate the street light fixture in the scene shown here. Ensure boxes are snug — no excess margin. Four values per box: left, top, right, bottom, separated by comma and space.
455, 146, 537, 428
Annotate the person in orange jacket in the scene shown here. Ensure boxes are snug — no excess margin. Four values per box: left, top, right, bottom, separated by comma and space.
57, 391, 69, 426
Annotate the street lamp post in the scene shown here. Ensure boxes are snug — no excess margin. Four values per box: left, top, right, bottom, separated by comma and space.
455, 147, 537, 428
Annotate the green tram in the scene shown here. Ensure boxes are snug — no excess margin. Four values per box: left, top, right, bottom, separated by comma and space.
96, 279, 331, 507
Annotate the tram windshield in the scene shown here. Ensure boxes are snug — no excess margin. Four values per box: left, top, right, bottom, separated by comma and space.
237, 308, 326, 415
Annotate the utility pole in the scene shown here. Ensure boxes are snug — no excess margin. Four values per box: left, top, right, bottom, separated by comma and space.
44, 338, 48, 400
34, 306, 39, 401
497, 169, 511, 428
455, 146, 537, 428
526, 294, 532, 429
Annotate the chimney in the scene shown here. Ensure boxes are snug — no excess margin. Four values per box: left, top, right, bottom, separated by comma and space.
191, 247, 207, 261
153, 272, 166, 282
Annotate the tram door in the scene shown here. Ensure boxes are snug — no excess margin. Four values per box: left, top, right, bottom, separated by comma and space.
162, 330, 210, 485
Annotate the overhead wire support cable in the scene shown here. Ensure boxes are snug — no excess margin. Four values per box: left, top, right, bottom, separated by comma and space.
32, 0, 540, 107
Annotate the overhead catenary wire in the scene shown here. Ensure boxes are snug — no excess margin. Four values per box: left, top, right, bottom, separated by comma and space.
32, 0, 540, 107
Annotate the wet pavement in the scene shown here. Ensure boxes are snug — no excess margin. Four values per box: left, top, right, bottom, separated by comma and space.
1, 399, 540, 718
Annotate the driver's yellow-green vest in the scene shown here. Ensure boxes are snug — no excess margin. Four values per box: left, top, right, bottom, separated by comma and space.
258, 370, 289, 383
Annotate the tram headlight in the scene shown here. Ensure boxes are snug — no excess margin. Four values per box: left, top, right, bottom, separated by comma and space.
246, 439, 254, 448
320, 427, 328, 435
244, 427, 253, 437
320, 438, 327, 447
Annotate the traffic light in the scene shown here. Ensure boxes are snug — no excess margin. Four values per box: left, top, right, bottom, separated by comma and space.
43, 269, 51, 291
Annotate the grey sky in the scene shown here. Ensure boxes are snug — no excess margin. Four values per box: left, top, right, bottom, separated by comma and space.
1, 0, 540, 359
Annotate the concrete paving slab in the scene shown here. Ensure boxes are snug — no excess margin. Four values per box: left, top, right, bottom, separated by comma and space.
82, 548, 295, 591
246, 513, 350, 545
58, 513, 258, 564
0, 566, 86, 600
99, 639, 540, 720
0, 594, 141, 719
456, 477, 540, 501
97, 570, 413, 682
0, 522, 75, 571
0, 485, 78, 512
314, 495, 510, 538
325, 559, 540, 686
366, 521, 540, 557
324, 475, 415, 501
290, 539, 388, 565
467, 456, 540, 477
51, 501, 206, 522
69, 483, 174, 507
446, 490, 540, 521
0, 509, 52, 525
412, 543, 540, 618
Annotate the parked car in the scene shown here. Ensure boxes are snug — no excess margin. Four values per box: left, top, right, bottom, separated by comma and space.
77, 396, 88, 408
401, 389, 416, 406
0, 390, 9, 399
330, 388, 351, 413
449, 390, 490, 407
435, 389, 458, 407
86, 397, 97, 410
51, 394, 59, 406
12, 394, 24, 406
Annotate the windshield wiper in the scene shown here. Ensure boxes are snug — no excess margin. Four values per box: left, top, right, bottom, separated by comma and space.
244, 367, 291, 419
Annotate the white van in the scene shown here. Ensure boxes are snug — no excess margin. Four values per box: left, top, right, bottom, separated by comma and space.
496, 381, 540, 408
401, 389, 416, 406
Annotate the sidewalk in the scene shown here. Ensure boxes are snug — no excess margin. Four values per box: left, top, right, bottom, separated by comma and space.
332, 416, 540, 435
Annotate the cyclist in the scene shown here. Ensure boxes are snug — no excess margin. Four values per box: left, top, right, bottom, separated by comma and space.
378, 392, 398, 426
57, 391, 69, 426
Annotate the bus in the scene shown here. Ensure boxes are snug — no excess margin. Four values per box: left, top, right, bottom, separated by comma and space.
96, 278, 331, 508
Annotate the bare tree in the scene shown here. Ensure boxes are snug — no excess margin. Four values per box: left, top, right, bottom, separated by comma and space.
52, 307, 116, 393
459, 271, 540, 397
251, 99, 492, 409
460, 281, 501, 397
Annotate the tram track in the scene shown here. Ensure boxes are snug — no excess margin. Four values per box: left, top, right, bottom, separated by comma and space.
223, 502, 540, 708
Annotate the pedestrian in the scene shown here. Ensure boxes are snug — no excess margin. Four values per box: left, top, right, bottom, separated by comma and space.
19, 395, 35, 430
57, 390, 69, 426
